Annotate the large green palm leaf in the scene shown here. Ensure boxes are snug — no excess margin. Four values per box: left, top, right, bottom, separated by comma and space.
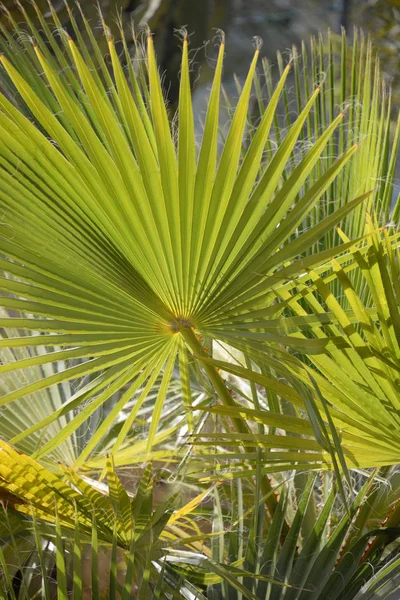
0, 3, 397, 467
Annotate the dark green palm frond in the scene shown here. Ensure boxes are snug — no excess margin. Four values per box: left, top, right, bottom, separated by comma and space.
206, 471, 400, 600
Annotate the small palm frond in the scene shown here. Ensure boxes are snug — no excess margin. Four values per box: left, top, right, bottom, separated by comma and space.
0, 441, 215, 598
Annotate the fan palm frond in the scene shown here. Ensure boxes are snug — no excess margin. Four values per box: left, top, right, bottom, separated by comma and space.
0, 3, 383, 465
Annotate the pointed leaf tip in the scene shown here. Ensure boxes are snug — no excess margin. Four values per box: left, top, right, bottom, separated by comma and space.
104, 27, 113, 42
253, 36, 263, 51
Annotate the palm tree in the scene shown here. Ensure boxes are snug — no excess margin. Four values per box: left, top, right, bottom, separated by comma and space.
0, 2, 399, 597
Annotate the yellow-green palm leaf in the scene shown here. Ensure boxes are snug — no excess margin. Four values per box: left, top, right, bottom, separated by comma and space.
0, 4, 397, 468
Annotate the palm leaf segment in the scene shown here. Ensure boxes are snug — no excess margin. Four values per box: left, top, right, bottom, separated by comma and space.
0, 4, 395, 461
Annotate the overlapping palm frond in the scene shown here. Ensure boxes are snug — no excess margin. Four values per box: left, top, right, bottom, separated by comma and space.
280, 220, 400, 467
0, 441, 217, 598
189, 227, 400, 480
